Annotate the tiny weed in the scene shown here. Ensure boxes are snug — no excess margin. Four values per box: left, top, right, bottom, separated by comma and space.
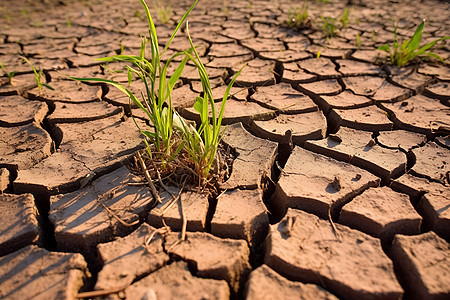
21, 9, 29, 19
356, 33, 361, 48
378, 20, 450, 67
0, 63, 16, 85
67, 16, 72, 28
286, 2, 310, 29
222, 0, 228, 15
21, 56, 54, 92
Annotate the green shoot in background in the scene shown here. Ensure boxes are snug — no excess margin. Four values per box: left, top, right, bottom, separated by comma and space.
378, 20, 450, 67
21, 56, 54, 92
286, 1, 310, 29
0, 63, 16, 85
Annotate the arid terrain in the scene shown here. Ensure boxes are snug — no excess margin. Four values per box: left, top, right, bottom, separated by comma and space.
0, 0, 449, 299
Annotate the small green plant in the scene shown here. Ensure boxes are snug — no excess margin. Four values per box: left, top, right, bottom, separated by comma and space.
0, 63, 16, 85
155, 0, 172, 24
222, 0, 228, 15
21, 9, 29, 19
21, 56, 54, 92
319, 8, 350, 40
378, 20, 450, 67
67, 16, 72, 28
286, 2, 310, 29
320, 16, 337, 39
356, 33, 361, 48
339, 8, 349, 27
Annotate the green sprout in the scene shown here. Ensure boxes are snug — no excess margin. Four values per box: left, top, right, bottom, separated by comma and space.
356, 33, 361, 48
67, 16, 72, 28
0, 63, 16, 85
320, 16, 337, 39
286, 2, 310, 29
20, 56, 54, 92
339, 8, 349, 28
378, 20, 450, 67
319, 8, 351, 40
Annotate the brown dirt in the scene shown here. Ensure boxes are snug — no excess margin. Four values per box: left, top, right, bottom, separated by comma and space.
1, 0, 449, 299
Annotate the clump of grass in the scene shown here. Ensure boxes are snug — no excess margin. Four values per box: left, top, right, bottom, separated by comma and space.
378, 20, 450, 67
286, 2, 311, 29
72, 0, 239, 186
21, 56, 54, 92
0, 63, 16, 85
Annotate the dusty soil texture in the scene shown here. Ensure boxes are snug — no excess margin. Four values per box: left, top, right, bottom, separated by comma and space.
0, 0, 449, 299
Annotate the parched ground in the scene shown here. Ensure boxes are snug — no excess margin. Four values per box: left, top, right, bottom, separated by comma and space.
0, 0, 449, 299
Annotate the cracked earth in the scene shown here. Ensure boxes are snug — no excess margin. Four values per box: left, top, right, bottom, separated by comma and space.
0, 0, 449, 299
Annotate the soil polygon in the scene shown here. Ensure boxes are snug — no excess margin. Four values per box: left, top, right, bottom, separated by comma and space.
342, 76, 385, 96
410, 142, 449, 184
181, 99, 276, 125
390, 232, 450, 299
0, 122, 54, 170
251, 83, 318, 114
0, 95, 48, 126
245, 265, 339, 300
298, 79, 343, 95
0, 193, 39, 256
298, 57, 339, 78
26, 80, 102, 103
0, 168, 9, 192
0, 245, 88, 300
282, 62, 318, 83
211, 189, 269, 248
319, 90, 373, 112
49, 166, 153, 253
328, 105, 394, 132
233, 58, 276, 87
339, 186, 421, 240
147, 187, 209, 232
265, 209, 403, 299
250, 111, 327, 145
124, 261, 230, 300
220, 123, 277, 190
95, 223, 169, 290
380, 94, 450, 134
376, 130, 426, 151
241, 37, 285, 53
337, 59, 384, 76
305, 127, 407, 180
165, 231, 251, 293
273, 147, 380, 219
47, 101, 123, 124
259, 50, 311, 63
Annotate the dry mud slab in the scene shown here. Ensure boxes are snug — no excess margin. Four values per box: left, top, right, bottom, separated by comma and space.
1, 0, 450, 299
